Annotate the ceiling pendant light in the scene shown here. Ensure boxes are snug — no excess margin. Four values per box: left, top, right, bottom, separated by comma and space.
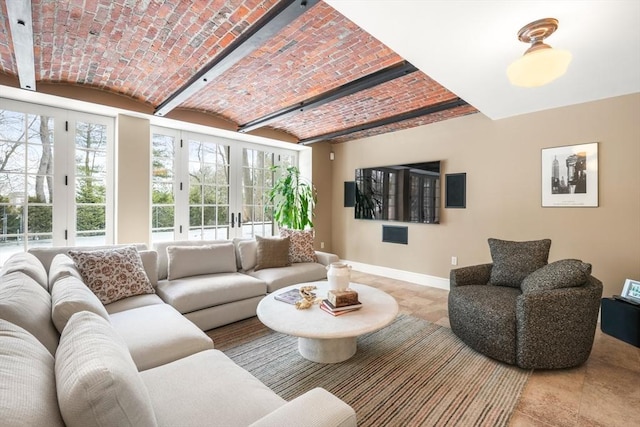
507, 18, 572, 87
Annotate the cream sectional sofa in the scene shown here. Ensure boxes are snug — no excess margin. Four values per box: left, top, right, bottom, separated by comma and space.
153, 239, 338, 330
0, 250, 357, 427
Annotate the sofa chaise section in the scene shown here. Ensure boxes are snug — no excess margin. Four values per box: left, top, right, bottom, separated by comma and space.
140, 348, 357, 427
47, 251, 214, 370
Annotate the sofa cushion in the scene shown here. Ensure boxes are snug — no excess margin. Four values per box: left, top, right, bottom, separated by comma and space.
0, 320, 65, 427
68, 246, 155, 305
55, 311, 158, 427
51, 276, 111, 333
167, 242, 236, 280
156, 272, 267, 314
255, 235, 290, 271
521, 259, 592, 293
139, 250, 159, 287
29, 243, 148, 273
108, 303, 213, 371
0, 271, 59, 355
0, 252, 48, 291
154, 240, 228, 280
232, 237, 251, 269
280, 228, 318, 263
48, 254, 83, 290
105, 293, 165, 315
488, 238, 552, 288
237, 239, 258, 271
247, 262, 327, 293
140, 349, 286, 427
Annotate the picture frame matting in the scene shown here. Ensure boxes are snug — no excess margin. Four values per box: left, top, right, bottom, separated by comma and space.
541, 142, 598, 207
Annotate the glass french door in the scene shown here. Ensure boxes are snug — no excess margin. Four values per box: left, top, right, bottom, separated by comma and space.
71, 113, 113, 246
0, 100, 114, 264
239, 148, 295, 237
151, 126, 297, 242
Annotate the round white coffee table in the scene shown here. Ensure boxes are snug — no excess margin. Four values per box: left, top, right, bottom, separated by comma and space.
257, 281, 398, 363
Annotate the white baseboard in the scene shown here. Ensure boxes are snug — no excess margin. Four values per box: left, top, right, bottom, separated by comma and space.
340, 259, 450, 291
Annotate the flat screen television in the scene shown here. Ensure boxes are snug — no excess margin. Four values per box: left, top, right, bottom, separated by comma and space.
354, 161, 441, 224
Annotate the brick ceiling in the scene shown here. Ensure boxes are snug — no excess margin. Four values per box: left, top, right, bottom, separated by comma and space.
0, 0, 477, 144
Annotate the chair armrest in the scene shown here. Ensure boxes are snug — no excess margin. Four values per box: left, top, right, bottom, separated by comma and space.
515, 276, 603, 369
315, 251, 339, 266
449, 263, 492, 288
248, 388, 357, 427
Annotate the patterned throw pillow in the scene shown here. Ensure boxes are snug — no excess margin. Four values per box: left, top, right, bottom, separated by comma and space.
279, 228, 317, 263
254, 235, 291, 271
488, 238, 552, 288
67, 246, 155, 305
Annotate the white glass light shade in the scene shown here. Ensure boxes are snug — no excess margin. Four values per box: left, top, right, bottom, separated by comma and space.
507, 47, 572, 87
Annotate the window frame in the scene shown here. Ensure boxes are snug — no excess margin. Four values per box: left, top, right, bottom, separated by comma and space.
0, 99, 115, 263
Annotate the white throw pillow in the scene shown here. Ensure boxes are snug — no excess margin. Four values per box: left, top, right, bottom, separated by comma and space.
0, 271, 59, 355
139, 250, 159, 287
55, 311, 158, 427
48, 253, 84, 290
51, 275, 111, 333
0, 320, 65, 427
0, 251, 49, 291
67, 246, 155, 305
166, 242, 237, 280
237, 239, 258, 271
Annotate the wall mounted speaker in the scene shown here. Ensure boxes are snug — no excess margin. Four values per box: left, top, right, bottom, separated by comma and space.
344, 181, 355, 207
446, 173, 466, 208
382, 225, 408, 244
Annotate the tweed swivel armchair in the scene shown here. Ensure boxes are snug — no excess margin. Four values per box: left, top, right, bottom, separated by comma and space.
448, 239, 603, 370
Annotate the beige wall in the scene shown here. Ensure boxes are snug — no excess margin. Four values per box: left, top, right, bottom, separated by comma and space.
331, 94, 640, 297
116, 114, 151, 244
311, 142, 334, 251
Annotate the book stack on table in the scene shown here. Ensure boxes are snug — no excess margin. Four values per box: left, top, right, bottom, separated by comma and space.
320, 289, 361, 316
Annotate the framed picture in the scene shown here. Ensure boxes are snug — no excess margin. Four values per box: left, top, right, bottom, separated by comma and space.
541, 142, 598, 207
621, 279, 640, 304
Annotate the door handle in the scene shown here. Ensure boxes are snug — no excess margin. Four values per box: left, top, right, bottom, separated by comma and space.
231, 212, 235, 228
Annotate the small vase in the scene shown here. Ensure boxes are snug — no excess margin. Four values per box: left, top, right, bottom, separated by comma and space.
327, 262, 351, 291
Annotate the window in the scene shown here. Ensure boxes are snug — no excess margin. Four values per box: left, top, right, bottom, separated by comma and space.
151, 131, 177, 242
240, 149, 295, 237
151, 127, 297, 242
187, 137, 231, 240
0, 100, 114, 264
74, 118, 111, 244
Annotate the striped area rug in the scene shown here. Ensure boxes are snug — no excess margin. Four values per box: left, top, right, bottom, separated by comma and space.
219, 315, 531, 427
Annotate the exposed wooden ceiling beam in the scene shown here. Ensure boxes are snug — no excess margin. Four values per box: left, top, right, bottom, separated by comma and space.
298, 98, 470, 145
6, 0, 36, 91
238, 61, 418, 133
155, 0, 319, 117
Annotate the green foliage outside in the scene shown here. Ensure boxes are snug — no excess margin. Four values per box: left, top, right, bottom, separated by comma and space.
151, 154, 175, 229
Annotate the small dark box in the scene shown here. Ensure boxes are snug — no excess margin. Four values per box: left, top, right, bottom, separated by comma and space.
344, 181, 355, 207
601, 297, 640, 348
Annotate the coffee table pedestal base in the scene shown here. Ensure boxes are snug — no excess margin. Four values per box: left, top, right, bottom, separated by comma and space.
298, 336, 357, 363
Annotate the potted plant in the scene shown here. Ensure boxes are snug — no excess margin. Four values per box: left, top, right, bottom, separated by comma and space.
267, 165, 317, 230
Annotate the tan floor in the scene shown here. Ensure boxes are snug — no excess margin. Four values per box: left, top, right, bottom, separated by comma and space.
348, 270, 640, 427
